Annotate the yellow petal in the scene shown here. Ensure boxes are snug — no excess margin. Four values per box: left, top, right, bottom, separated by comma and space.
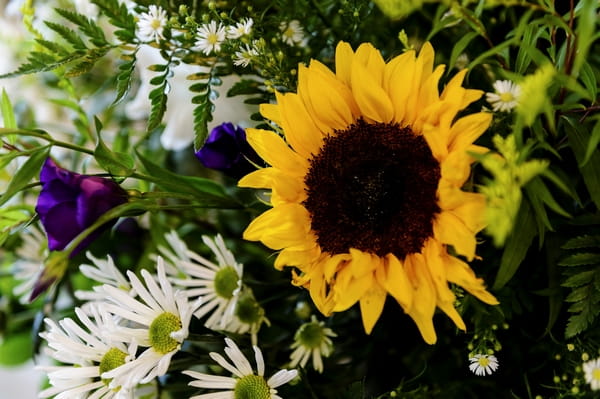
353, 43, 386, 83
437, 300, 466, 331
440, 150, 472, 186
335, 41, 355, 87
412, 65, 445, 133
260, 103, 281, 125
276, 91, 324, 158
404, 254, 437, 344
448, 113, 492, 154
323, 252, 351, 282
433, 211, 477, 260
384, 50, 416, 125
333, 267, 372, 312
351, 58, 394, 123
245, 128, 308, 176
377, 254, 413, 311
238, 167, 306, 205
445, 255, 499, 305
306, 60, 358, 131
274, 244, 320, 270
359, 281, 387, 334
348, 248, 378, 278
243, 203, 312, 250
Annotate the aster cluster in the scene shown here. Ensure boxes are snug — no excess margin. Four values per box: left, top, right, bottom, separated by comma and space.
1, 1, 599, 399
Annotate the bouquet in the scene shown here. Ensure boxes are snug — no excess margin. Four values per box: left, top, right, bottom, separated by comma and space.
0, 0, 599, 398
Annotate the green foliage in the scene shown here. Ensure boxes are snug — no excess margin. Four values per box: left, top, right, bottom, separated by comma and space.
559, 233, 600, 338
0, 145, 50, 207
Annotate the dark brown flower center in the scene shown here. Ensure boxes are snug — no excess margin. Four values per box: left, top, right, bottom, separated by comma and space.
303, 119, 440, 259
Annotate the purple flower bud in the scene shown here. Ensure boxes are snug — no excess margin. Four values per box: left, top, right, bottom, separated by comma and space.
35, 158, 128, 256
194, 122, 259, 178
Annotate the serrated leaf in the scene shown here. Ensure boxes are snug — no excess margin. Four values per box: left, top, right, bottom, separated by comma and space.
565, 286, 591, 303
147, 84, 168, 132
558, 252, 600, 267
54, 7, 108, 47
113, 55, 137, 105
565, 297, 600, 338
0, 146, 50, 207
34, 38, 70, 57
91, 0, 136, 42
493, 199, 537, 289
562, 235, 600, 249
44, 21, 87, 50
562, 270, 595, 288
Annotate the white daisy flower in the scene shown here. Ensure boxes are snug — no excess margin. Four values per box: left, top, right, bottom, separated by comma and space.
583, 357, 600, 391
289, 315, 336, 373
75, 252, 134, 306
279, 20, 307, 47
101, 257, 202, 389
137, 5, 168, 43
468, 354, 499, 376
234, 44, 259, 67
37, 305, 136, 399
12, 226, 47, 303
183, 338, 298, 399
160, 232, 243, 331
227, 18, 253, 39
195, 20, 226, 55
485, 80, 521, 112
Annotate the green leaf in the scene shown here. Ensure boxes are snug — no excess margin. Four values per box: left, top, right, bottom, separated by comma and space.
493, 199, 537, 290
0, 146, 50, 207
94, 135, 135, 178
578, 61, 597, 102
53, 7, 108, 47
1, 89, 17, 145
562, 235, 600, 250
563, 117, 600, 209
0, 333, 33, 366
581, 119, 600, 167
571, 0, 597, 78
562, 270, 595, 288
147, 84, 168, 132
558, 252, 600, 267
91, 0, 136, 42
136, 151, 240, 208
447, 31, 478, 73
44, 20, 87, 50
113, 54, 137, 105
565, 293, 600, 338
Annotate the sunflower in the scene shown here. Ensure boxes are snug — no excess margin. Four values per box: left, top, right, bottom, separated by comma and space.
239, 41, 498, 344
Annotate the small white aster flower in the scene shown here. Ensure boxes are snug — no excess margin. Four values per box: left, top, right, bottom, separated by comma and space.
279, 20, 307, 47
485, 80, 521, 112
196, 20, 226, 55
583, 357, 600, 391
137, 5, 168, 43
227, 18, 253, 39
469, 354, 499, 376
289, 315, 336, 373
12, 226, 47, 303
100, 257, 202, 389
75, 252, 134, 307
234, 44, 259, 67
37, 305, 136, 399
183, 338, 298, 399
160, 232, 244, 331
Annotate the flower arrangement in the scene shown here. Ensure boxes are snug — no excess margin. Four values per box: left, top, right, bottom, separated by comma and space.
0, 1, 599, 398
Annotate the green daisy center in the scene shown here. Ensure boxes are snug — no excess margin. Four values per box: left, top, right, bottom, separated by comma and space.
234, 374, 271, 399
477, 357, 491, 368
296, 322, 325, 349
149, 312, 182, 354
99, 347, 127, 387
214, 266, 240, 299
592, 368, 600, 381
235, 291, 264, 324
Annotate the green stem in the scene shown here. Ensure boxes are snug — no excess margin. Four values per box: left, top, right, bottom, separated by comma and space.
0, 128, 94, 155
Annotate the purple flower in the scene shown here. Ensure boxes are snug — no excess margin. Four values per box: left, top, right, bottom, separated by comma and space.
35, 158, 128, 256
195, 122, 259, 178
